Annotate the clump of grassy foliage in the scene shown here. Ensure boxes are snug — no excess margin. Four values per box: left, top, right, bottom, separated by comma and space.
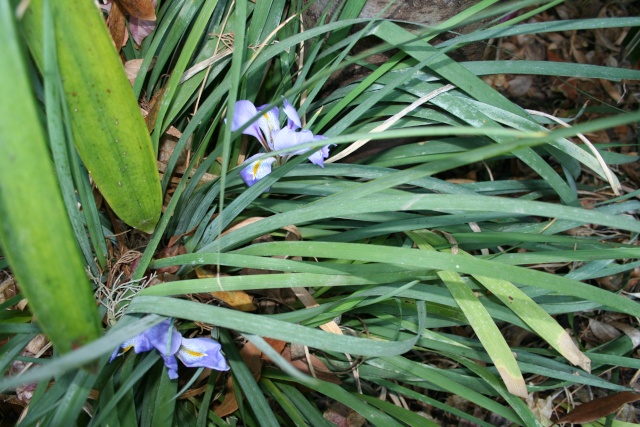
1, 0, 639, 426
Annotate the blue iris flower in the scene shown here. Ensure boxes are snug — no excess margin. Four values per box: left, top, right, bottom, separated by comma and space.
231, 99, 330, 187
110, 319, 230, 379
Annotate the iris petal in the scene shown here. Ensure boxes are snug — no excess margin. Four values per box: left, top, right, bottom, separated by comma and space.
240, 154, 276, 187
178, 338, 230, 371
256, 106, 280, 150
231, 100, 265, 147
109, 337, 136, 362
283, 99, 301, 130
162, 354, 179, 380
135, 319, 182, 357
273, 128, 313, 155
308, 135, 330, 167
132, 331, 152, 353
274, 128, 329, 166
231, 99, 330, 189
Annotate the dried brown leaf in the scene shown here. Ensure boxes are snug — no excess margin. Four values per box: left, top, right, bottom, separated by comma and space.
124, 59, 145, 85
589, 318, 622, 342
213, 383, 237, 418
114, 0, 156, 20
281, 347, 342, 384
154, 244, 186, 274
323, 402, 366, 427
221, 217, 265, 237
166, 223, 200, 247
107, 1, 127, 50
129, 15, 156, 45
600, 79, 623, 103
552, 392, 640, 425
145, 86, 165, 133
214, 341, 263, 417
240, 341, 263, 378
195, 268, 257, 311
210, 291, 256, 312
260, 337, 287, 361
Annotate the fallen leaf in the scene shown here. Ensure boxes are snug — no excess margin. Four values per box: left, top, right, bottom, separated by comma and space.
552, 391, 640, 425
527, 393, 554, 426
25, 334, 48, 355
167, 223, 200, 247
589, 318, 622, 342
507, 75, 533, 97
154, 244, 186, 274
107, 1, 127, 50
600, 78, 623, 103
323, 402, 366, 427
129, 14, 157, 45
145, 86, 165, 133
261, 337, 287, 361
212, 383, 238, 418
240, 342, 263, 378
124, 59, 145, 85
195, 268, 257, 311
214, 341, 263, 417
210, 291, 256, 312
221, 217, 266, 237
114, 0, 156, 20
158, 137, 188, 179
281, 347, 342, 385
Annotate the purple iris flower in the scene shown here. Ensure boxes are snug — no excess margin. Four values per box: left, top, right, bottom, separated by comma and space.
232, 100, 280, 151
110, 319, 229, 379
133, 319, 182, 355
231, 99, 330, 188
177, 338, 230, 371
239, 154, 277, 188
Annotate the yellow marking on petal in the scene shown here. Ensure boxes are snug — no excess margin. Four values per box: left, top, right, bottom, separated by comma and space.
183, 348, 205, 358
123, 344, 134, 353
253, 161, 261, 178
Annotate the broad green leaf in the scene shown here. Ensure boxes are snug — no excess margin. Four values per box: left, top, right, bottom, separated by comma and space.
0, 1, 102, 354
20, 0, 162, 232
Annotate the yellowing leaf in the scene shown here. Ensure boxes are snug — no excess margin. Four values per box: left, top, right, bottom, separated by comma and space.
195, 268, 256, 311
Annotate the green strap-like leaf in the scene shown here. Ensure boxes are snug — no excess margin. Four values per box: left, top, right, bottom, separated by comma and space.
406, 230, 527, 398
